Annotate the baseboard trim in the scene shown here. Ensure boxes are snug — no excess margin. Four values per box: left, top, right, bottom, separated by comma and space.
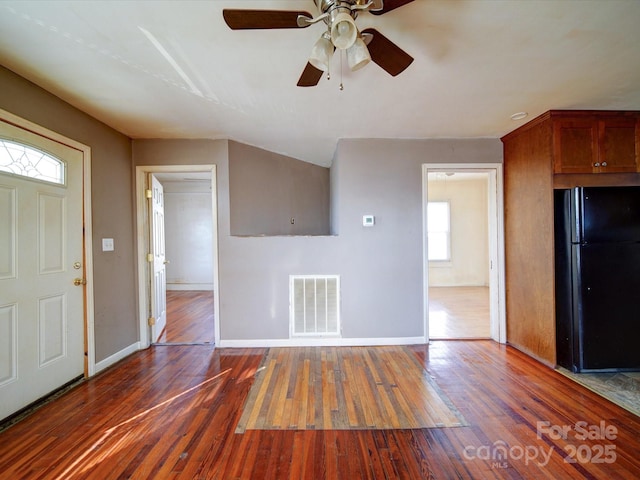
94, 342, 141, 374
218, 336, 426, 348
506, 342, 555, 369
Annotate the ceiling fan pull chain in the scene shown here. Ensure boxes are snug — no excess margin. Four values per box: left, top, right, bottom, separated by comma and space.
339, 50, 344, 91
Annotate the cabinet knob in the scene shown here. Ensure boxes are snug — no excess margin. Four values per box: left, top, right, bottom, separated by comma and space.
593, 162, 600, 167
601, 161, 607, 167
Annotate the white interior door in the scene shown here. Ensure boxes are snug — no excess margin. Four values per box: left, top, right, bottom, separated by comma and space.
0, 121, 85, 421
149, 173, 167, 342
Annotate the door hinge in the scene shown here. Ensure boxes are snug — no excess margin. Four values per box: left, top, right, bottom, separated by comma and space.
148, 317, 156, 326
145, 189, 153, 199
147, 253, 154, 262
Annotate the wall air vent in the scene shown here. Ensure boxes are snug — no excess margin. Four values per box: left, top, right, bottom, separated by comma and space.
290, 275, 340, 337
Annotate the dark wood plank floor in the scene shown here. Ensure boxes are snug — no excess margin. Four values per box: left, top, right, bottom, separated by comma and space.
156, 290, 214, 344
1, 341, 639, 479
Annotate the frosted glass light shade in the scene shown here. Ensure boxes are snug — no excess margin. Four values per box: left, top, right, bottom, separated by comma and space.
347, 37, 371, 71
309, 35, 333, 72
330, 12, 357, 50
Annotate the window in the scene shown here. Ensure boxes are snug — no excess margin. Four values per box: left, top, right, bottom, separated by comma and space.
427, 201, 450, 261
0, 139, 65, 185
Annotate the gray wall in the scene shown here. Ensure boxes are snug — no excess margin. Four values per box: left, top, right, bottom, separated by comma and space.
331, 139, 502, 340
135, 137, 502, 343
0, 65, 137, 362
1, 62, 504, 351
228, 141, 330, 236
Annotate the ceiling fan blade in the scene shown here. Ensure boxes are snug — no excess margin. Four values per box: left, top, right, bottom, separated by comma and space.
297, 63, 324, 87
370, 0, 415, 16
223, 10, 313, 29
361, 28, 413, 76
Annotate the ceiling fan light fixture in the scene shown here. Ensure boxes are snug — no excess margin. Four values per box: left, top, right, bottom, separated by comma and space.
330, 12, 357, 50
347, 36, 371, 71
309, 33, 333, 71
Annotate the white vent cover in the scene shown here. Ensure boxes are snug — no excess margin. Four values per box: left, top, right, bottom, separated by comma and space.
290, 275, 340, 337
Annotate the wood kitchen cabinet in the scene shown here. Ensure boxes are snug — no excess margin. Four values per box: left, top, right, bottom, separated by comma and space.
502, 110, 640, 366
553, 113, 639, 174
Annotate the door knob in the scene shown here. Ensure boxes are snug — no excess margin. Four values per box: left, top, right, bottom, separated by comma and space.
73, 278, 87, 286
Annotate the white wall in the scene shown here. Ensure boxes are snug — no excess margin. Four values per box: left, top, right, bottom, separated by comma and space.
162, 180, 214, 290
427, 175, 489, 286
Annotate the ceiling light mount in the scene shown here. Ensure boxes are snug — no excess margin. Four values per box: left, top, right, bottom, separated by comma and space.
510, 112, 529, 121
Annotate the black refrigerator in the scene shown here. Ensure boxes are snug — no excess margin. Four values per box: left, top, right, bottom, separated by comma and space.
555, 186, 640, 373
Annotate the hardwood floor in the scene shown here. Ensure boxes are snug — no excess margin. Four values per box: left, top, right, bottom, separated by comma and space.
156, 290, 214, 344
236, 346, 466, 432
429, 286, 490, 338
1, 341, 639, 479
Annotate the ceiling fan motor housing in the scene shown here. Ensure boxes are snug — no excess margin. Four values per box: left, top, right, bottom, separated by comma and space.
315, 1, 361, 18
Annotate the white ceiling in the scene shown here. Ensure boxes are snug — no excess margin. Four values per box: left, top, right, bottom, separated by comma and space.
1, 0, 639, 167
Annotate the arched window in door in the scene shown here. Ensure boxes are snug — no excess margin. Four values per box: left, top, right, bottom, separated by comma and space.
0, 138, 66, 185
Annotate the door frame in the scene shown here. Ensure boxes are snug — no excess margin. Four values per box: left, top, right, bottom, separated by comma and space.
0, 107, 96, 376
135, 165, 219, 348
422, 163, 506, 343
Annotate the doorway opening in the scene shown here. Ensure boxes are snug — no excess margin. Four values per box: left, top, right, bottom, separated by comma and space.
135, 165, 219, 348
422, 164, 505, 343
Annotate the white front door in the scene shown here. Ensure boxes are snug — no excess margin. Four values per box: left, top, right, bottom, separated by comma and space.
0, 121, 85, 421
149, 174, 167, 342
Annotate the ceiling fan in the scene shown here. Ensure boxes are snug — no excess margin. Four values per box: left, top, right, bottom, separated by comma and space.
223, 0, 415, 87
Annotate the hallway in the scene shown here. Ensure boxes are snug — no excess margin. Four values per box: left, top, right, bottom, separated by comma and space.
155, 290, 214, 344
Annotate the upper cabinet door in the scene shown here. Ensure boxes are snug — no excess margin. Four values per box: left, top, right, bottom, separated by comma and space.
553, 114, 640, 174
553, 118, 598, 174
598, 117, 639, 173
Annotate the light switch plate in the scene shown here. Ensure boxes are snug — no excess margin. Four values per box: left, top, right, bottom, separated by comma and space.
102, 238, 114, 252
363, 215, 375, 227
